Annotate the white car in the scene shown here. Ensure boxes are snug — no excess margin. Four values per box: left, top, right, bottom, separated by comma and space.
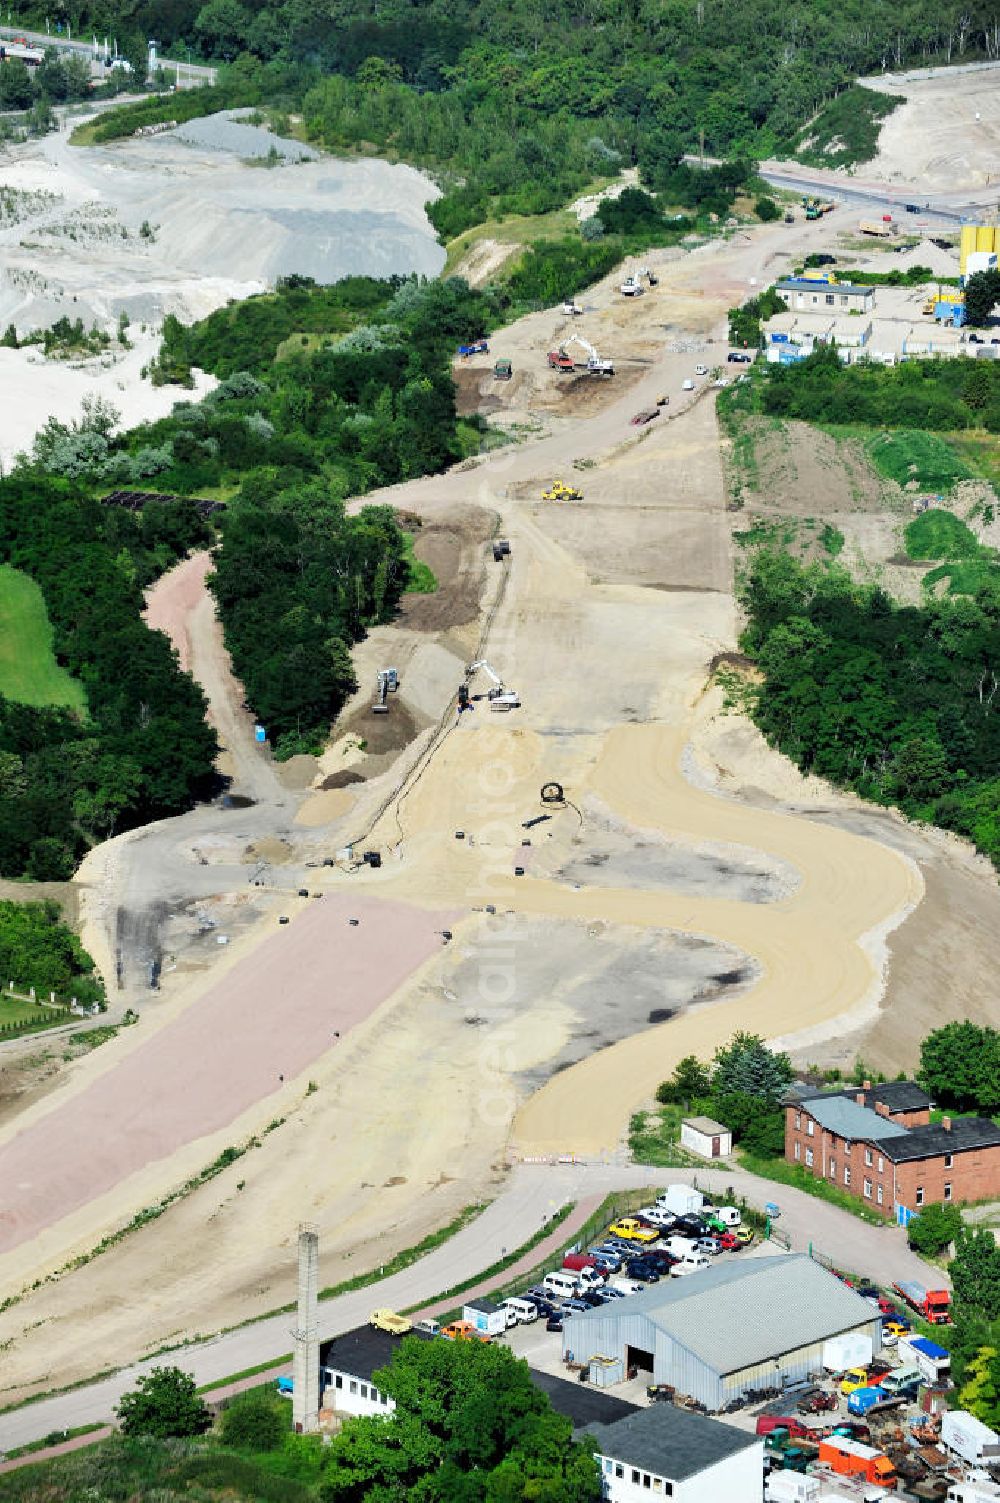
671, 1255, 711, 1277
636, 1206, 675, 1228
663, 1235, 696, 1258
695, 363, 708, 376
682, 378, 695, 390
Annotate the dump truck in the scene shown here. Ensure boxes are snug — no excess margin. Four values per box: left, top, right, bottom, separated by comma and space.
547, 350, 575, 372
848, 1385, 904, 1418
493, 358, 512, 380
457, 339, 489, 357
818, 1435, 897, 1488
859, 219, 894, 237
893, 1281, 951, 1324
370, 1309, 412, 1335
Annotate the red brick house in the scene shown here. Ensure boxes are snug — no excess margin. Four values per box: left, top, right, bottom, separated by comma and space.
784, 1081, 1000, 1222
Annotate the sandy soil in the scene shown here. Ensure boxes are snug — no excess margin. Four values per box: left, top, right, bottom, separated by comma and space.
724, 418, 889, 517
861, 61, 1000, 192
0, 208, 986, 1394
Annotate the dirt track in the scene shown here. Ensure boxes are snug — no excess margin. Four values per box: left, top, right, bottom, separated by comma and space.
0, 209, 980, 1396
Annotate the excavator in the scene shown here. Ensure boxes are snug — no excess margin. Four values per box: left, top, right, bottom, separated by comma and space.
371, 667, 398, 714
560, 334, 614, 377
460, 660, 520, 712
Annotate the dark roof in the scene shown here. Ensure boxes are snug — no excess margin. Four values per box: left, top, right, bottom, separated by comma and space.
587, 1404, 759, 1481
529, 1370, 638, 1431
320, 1326, 412, 1381
846, 1082, 930, 1114
776, 277, 873, 296
318, 1326, 638, 1430
464, 1298, 501, 1316
872, 1117, 1000, 1163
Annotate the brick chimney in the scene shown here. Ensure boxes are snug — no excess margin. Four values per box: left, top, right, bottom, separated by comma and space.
941, 1116, 952, 1131
863, 1079, 872, 1090
875, 1102, 891, 1118
855, 1093, 865, 1106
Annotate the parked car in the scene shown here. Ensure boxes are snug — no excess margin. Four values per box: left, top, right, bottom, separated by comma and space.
694, 1237, 722, 1256
727, 351, 752, 363
673, 1215, 709, 1239
442, 1321, 489, 1343
695, 363, 708, 376
734, 1227, 755, 1246
625, 1262, 661, 1282
713, 1232, 739, 1251
609, 1218, 658, 1243
635, 1207, 675, 1229
546, 1315, 563, 1332
883, 1319, 910, 1337
581, 1289, 606, 1308
562, 1298, 590, 1313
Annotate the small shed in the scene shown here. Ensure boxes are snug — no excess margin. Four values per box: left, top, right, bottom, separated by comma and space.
680, 1116, 732, 1159
463, 1298, 507, 1338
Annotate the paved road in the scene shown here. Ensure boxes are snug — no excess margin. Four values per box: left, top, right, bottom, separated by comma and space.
0, 25, 216, 87
0, 1160, 944, 1453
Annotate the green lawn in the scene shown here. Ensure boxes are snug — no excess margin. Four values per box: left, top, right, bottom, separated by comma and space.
0, 566, 87, 712
0, 993, 60, 1033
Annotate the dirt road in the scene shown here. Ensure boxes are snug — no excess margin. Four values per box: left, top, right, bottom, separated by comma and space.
0, 213, 943, 1395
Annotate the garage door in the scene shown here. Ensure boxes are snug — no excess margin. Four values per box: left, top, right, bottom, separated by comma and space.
626, 1344, 654, 1376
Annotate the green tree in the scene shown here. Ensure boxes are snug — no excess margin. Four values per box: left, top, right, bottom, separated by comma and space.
951, 1229, 1000, 1323
116, 1366, 211, 1439
713, 1031, 793, 1102
959, 1346, 1000, 1429
963, 362, 993, 411
0, 59, 34, 110
920, 1022, 1000, 1114
755, 196, 779, 221
964, 269, 1000, 328
712, 1089, 785, 1156
655, 1054, 711, 1107
219, 1389, 287, 1451
907, 1201, 962, 1256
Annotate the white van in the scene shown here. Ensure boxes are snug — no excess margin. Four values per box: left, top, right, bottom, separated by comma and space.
672, 1253, 711, 1277
610, 1276, 644, 1296
543, 1270, 581, 1300
576, 1266, 605, 1291
881, 1366, 923, 1397
502, 1297, 538, 1326
716, 1206, 741, 1228
664, 1235, 695, 1258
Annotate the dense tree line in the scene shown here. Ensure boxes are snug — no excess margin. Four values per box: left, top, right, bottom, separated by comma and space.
761, 342, 1000, 433
0, 898, 104, 1006
0, 476, 217, 879
64, 0, 1000, 245
738, 549, 1000, 869
656, 1032, 793, 1157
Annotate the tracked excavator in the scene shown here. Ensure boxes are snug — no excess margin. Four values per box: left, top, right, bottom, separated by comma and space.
561, 334, 614, 376
459, 660, 520, 712
372, 667, 399, 714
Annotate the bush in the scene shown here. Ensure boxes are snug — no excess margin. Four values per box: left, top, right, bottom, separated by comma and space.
220, 1390, 287, 1451
908, 1202, 962, 1256
755, 196, 779, 222
116, 1366, 211, 1439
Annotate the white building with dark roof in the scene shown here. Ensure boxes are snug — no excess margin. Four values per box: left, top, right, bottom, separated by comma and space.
588, 1403, 763, 1502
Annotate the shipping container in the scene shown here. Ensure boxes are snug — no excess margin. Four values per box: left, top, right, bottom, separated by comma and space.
823, 1332, 874, 1371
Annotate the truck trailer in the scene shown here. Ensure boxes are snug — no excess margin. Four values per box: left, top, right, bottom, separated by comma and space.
941, 1410, 1000, 1466
893, 1281, 951, 1324
817, 1435, 897, 1488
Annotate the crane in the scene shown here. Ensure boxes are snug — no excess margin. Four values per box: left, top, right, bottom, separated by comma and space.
463, 660, 520, 711
560, 334, 614, 377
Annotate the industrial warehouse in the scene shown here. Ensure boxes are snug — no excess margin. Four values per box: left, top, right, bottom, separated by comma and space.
561, 1256, 881, 1410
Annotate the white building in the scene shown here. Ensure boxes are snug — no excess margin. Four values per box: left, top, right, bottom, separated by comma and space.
680, 1116, 732, 1159
588, 1403, 763, 1503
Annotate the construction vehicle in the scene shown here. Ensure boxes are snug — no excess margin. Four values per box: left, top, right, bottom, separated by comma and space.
541, 480, 583, 501
561, 299, 583, 316
638, 265, 658, 286
620, 275, 644, 296
562, 334, 614, 376
464, 660, 520, 711
547, 349, 576, 372
893, 1281, 951, 1324
457, 339, 489, 357
493, 358, 513, 380
370, 1309, 412, 1335
492, 538, 511, 562
859, 218, 895, 237
371, 667, 398, 714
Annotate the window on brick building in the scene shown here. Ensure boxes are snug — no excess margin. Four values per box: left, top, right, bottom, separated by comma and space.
865, 1148, 873, 1166
795, 1111, 801, 1129
944, 1183, 952, 1202
844, 1166, 851, 1186
877, 1156, 884, 1172
945, 1154, 953, 1169
829, 1159, 836, 1178
864, 1178, 872, 1198
794, 1142, 801, 1161
877, 1185, 883, 1205
806, 1147, 814, 1167
916, 1186, 924, 1206
807, 1120, 814, 1136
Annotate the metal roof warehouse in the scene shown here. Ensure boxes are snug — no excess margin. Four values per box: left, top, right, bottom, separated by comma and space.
561, 1254, 881, 1410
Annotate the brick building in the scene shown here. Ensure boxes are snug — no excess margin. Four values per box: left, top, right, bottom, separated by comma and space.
784, 1081, 1000, 1223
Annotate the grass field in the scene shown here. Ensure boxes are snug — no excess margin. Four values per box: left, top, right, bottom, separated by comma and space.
905, 509, 982, 560
0, 566, 87, 713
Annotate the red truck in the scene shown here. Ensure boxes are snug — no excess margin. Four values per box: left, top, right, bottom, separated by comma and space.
818, 1436, 897, 1488
756, 1415, 814, 1440
892, 1281, 951, 1324
562, 1252, 598, 1272
547, 350, 575, 372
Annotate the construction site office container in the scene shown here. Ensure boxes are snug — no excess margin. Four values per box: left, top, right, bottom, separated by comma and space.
961, 225, 979, 274
976, 226, 996, 253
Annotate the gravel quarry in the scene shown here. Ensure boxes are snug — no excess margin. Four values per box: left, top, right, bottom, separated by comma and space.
0, 109, 443, 461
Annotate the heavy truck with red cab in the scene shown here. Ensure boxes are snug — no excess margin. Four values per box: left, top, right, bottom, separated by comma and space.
893, 1281, 951, 1324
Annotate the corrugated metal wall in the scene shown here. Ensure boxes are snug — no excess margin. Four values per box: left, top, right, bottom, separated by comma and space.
564, 1311, 882, 1411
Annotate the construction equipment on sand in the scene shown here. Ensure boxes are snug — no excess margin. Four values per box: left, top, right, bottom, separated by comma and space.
561, 334, 614, 376
463, 660, 520, 711
561, 299, 584, 316
620, 275, 644, 297
547, 348, 576, 372
371, 667, 398, 714
457, 339, 489, 357
492, 538, 511, 562
638, 265, 658, 286
493, 358, 513, 380
541, 480, 583, 501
